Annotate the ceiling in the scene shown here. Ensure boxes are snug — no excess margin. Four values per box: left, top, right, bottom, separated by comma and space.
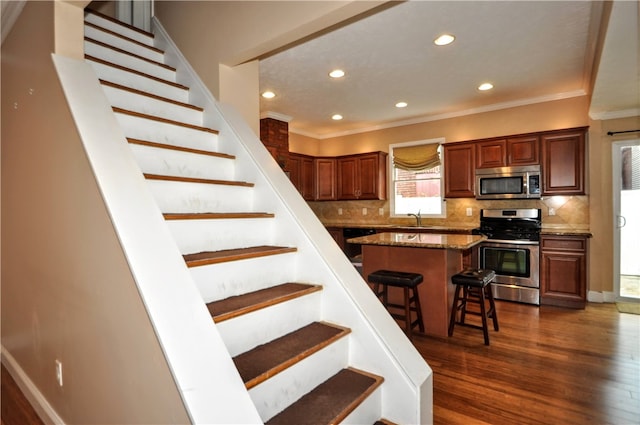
259, 1, 639, 139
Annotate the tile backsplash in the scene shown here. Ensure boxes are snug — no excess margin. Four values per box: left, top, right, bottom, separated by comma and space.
309, 196, 589, 229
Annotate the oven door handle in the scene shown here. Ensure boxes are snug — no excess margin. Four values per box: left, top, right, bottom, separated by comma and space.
483, 239, 540, 246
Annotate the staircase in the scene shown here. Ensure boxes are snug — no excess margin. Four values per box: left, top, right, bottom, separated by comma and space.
69, 10, 431, 424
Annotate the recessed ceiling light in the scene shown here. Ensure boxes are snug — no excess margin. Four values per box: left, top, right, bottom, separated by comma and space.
434, 34, 455, 46
332, 114, 343, 120
329, 69, 345, 78
478, 83, 494, 91
262, 91, 276, 99
395, 102, 408, 108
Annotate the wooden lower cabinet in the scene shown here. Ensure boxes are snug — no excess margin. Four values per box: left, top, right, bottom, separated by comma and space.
540, 235, 587, 308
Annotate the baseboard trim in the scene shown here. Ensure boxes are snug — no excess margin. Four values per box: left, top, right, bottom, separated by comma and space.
1, 346, 66, 425
587, 291, 616, 303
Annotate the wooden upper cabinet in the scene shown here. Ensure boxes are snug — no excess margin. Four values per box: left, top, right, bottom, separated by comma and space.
288, 153, 314, 200
337, 152, 387, 200
444, 142, 476, 198
314, 157, 337, 201
507, 135, 539, 166
477, 136, 539, 168
476, 139, 507, 168
541, 128, 586, 195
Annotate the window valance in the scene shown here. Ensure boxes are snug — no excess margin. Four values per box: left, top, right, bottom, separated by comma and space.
393, 143, 440, 171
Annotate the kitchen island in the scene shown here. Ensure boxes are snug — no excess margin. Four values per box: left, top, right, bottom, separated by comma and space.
347, 232, 487, 338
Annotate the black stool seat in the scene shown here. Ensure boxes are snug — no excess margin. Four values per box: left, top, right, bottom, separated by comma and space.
449, 268, 499, 345
368, 270, 424, 340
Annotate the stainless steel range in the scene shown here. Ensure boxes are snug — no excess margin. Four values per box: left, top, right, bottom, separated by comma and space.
475, 208, 541, 305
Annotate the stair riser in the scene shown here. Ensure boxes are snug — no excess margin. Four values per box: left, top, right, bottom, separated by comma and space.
88, 59, 189, 103
167, 219, 276, 255
216, 291, 322, 357
129, 144, 234, 181
85, 25, 164, 63
102, 86, 203, 126
145, 180, 254, 213
85, 41, 176, 82
114, 114, 218, 148
190, 254, 300, 302
341, 386, 382, 425
250, 337, 349, 422
85, 13, 154, 46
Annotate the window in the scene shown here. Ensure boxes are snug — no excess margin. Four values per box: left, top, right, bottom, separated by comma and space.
389, 138, 446, 218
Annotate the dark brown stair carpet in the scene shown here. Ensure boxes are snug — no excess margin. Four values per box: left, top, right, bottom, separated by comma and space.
266, 368, 383, 425
183, 246, 297, 267
233, 322, 350, 389
208, 282, 322, 323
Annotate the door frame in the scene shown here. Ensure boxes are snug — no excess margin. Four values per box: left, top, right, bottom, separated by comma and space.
612, 139, 640, 302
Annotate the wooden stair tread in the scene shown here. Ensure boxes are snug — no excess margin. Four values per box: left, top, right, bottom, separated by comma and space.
102, 80, 203, 111
85, 55, 189, 90
208, 282, 322, 323
84, 36, 174, 71
266, 367, 384, 425
233, 322, 350, 389
85, 22, 164, 54
128, 138, 234, 159
114, 107, 219, 134
86, 9, 155, 38
143, 173, 253, 187
183, 245, 297, 267
163, 212, 274, 220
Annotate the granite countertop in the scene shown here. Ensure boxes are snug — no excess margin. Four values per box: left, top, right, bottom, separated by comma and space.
346, 232, 487, 250
541, 228, 593, 237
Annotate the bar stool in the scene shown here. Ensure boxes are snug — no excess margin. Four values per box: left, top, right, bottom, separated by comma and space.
368, 270, 425, 339
448, 268, 499, 345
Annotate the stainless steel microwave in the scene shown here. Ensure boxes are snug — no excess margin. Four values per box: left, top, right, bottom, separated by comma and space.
475, 165, 541, 200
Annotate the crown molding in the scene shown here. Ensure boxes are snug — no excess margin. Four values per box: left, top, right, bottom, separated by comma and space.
260, 111, 292, 122
589, 108, 640, 121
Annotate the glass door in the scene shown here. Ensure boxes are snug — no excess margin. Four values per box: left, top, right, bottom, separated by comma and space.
613, 140, 640, 301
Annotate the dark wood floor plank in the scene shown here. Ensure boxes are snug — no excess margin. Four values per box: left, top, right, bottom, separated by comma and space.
414, 301, 640, 425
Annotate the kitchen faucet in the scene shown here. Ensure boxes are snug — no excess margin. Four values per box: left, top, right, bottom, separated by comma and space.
408, 210, 422, 227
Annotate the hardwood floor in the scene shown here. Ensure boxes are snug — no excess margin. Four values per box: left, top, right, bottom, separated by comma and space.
413, 301, 640, 425
1, 302, 638, 425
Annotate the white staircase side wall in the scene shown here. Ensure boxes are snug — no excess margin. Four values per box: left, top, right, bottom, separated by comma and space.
167, 217, 277, 254
101, 85, 203, 126
85, 11, 154, 46
249, 336, 349, 422
84, 40, 176, 81
190, 254, 302, 302
84, 25, 164, 62
215, 291, 322, 357
87, 59, 190, 103
145, 180, 254, 213
128, 144, 234, 182
114, 113, 218, 150
52, 54, 262, 424
153, 16, 433, 424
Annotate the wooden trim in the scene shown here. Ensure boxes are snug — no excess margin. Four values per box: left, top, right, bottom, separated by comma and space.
84, 21, 163, 54
330, 367, 384, 425
85, 55, 189, 90
143, 173, 254, 187
163, 212, 273, 220
127, 138, 233, 159
101, 80, 202, 111
113, 108, 219, 134
84, 37, 174, 71
183, 246, 297, 267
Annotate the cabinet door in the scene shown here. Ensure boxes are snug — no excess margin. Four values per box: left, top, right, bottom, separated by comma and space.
356, 152, 387, 200
314, 158, 337, 200
540, 235, 587, 308
444, 142, 476, 198
476, 139, 506, 168
507, 135, 539, 165
337, 156, 359, 199
541, 129, 586, 195
300, 156, 314, 200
